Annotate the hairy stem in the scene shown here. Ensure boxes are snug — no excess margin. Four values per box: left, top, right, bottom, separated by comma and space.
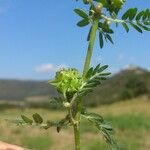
73, 100, 82, 150
101, 15, 145, 24
83, 19, 99, 77
73, 123, 80, 150
73, 20, 99, 150
101, 15, 124, 23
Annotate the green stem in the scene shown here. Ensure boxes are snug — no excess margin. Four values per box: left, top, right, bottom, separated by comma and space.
83, 19, 99, 77
73, 123, 80, 150
101, 15, 124, 23
73, 20, 99, 150
73, 99, 82, 150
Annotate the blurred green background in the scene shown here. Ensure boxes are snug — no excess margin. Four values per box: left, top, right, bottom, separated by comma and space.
0, 67, 150, 150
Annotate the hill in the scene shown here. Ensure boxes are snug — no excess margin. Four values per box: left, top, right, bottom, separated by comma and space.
85, 65, 150, 106
0, 66, 149, 107
0, 80, 57, 101
85, 66, 150, 106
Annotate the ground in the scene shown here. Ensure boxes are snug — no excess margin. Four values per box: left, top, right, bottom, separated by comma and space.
0, 96, 150, 150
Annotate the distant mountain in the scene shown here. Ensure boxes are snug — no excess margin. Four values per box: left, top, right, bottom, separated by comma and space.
0, 66, 149, 106
0, 80, 57, 101
84, 66, 150, 106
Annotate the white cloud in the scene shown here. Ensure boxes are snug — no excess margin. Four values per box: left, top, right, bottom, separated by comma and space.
34, 63, 55, 73
34, 63, 68, 73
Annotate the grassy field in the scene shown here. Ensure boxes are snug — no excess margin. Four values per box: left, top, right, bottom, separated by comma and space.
0, 96, 150, 150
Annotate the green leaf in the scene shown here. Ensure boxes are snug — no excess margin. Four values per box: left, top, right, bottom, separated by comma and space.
101, 129, 114, 145
130, 22, 143, 33
142, 9, 150, 21
122, 8, 137, 20
99, 32, 104, 48
129, 8, 137, 20
98, 65, 109, 72
32, 113, 43, 124
100, 123, 113, 131
137, 22, 150, 31
74, 9, 88, 19
21, 115, 33, 124
143, 21, 150, 25
81, 110, 117, 148
103, 27, 114, 34
87, 26, 92, 41
98, 22, 114, 34
122, 22, 129, 33
78, 64, 110, 97
122, 8, 131, 20
105, 34, 114, 44
85, 67, 93, 79
93, 64, 101, 75
77, 19, 89, 27
136, 11, 145, 21
103, 130, 111, 142
144, 21, 150, 26
82, 112, 103, 123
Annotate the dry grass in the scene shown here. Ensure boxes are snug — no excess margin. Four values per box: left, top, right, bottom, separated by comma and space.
0, 96, 150, 150
91, 96, 150, 116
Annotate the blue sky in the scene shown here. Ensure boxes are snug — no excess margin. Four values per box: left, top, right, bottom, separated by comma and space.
0, 0, 149, 80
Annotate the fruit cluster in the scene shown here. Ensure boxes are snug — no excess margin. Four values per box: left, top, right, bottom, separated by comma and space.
50, 68, 83, 95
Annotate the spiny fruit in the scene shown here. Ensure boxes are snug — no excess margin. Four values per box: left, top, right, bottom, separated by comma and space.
112, 0, 126, 9
115, 0, 124, 5
49, 68, 83, 95
100, 0, 126, 14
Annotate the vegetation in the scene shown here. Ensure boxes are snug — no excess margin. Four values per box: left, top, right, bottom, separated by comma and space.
0, 97, 150, 150
0, 67, 149, 109
3, 0, 149, 149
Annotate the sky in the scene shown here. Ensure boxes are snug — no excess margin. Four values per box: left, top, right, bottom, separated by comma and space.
0, 0, 149, 80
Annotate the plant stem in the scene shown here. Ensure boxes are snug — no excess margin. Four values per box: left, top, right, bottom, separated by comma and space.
73, 123, 80, 150
83, 19, 99, 77
73, 100, 82, 150
101, 15, 124, 23
73, 19, 99, 150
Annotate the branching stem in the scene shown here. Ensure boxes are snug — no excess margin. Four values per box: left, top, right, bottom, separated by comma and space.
73, 19, 99, 150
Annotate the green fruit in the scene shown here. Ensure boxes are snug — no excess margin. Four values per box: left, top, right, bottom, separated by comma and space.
100, 0, 107, 7
112, 0, 125, 9
100, 0, 126, 13
50, 68, 83, 94
95, 3, 103, 13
